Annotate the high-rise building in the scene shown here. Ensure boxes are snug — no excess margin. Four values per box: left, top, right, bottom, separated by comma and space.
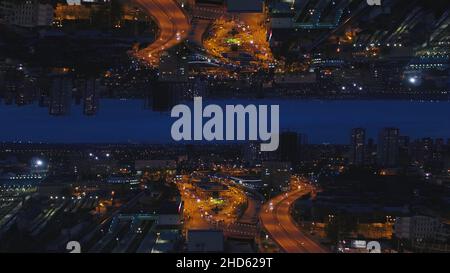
349, 128, 366, 166
0, 0, 14, 23
159, 51, 188, 83
261, 161, 291, 193
3, 66, 24, 105
411, 138, 445, 166
366, 137, 377, 165
0, 0, 54, 28
377, 127, 400, 166
151, 82, 184, 112
398, 135, 411, 166
435, 138, 445, 162
36, 74, 51, 108
395, 216, 448, 244
49, 75, 72, 116
279, 131, 298, 164
81, 78, 100, 116
243, 141, 260, 165
297, 133, 308, 161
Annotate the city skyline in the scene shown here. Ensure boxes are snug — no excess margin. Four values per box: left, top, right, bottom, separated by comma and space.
1, 99, 450, 144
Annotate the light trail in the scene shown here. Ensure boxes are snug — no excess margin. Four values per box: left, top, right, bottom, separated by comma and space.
260, 183, 328, 253
132, 0, 190, 66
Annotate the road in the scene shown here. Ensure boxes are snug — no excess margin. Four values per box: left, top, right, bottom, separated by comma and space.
183, 195, 212, 230
177, 181, 212, 232
239, 194, 259, 224
133, 0, 190, 65
260, 184, 328, 253
221, 188, 262, 239
239, 190, 263, 225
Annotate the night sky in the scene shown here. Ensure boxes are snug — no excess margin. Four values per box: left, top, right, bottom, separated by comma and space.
1, 99, 449, 144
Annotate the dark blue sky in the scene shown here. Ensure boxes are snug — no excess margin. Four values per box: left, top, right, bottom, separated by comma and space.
1, 99, 449, 144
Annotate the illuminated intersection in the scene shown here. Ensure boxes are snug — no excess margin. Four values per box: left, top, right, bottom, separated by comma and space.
203, 16, 275, 71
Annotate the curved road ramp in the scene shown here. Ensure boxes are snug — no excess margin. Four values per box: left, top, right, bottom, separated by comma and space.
132, 0, 190, 66
260, 186, 328, 253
